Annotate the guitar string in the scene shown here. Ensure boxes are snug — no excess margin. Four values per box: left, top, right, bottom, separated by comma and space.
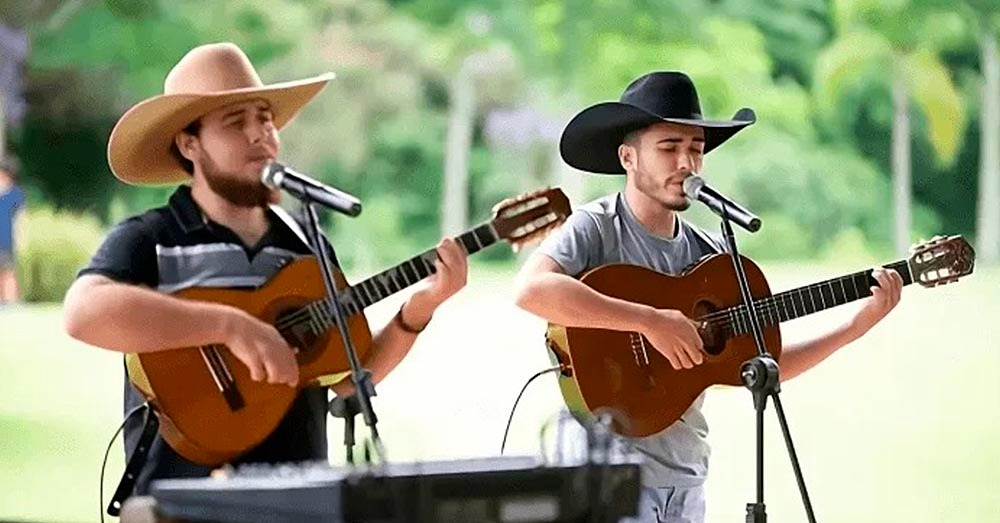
698, 260, 914, 327
269, 219, 572, 332
270, 226, 491, 331
272, 262, 433, 332
694, 267, 886, 325
274, 260, 907, 338
271, 217, 567, 332
270, 240, 453, 333
273, 271, 871, 337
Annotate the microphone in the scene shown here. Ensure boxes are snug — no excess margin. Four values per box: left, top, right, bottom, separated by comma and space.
682, 175, 761, 233
261, 162, 362, 217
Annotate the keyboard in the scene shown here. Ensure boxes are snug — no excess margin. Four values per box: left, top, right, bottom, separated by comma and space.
149, 456, 641, 522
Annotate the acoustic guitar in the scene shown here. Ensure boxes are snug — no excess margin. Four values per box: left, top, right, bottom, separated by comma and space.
545, 235, 975, 438
129, 188, 571, 465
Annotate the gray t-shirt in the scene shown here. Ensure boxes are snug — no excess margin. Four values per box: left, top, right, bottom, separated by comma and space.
536, 192, 726, 488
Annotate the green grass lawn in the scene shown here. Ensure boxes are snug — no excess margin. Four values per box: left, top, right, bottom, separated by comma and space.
1, 261, 998, 522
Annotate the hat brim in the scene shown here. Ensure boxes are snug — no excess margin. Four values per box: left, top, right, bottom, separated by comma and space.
559, 102, 756, 175
108, 73, 335, 185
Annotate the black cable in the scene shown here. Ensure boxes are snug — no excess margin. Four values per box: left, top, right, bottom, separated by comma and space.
500, 366, 562, 455
100, 402, 149, 523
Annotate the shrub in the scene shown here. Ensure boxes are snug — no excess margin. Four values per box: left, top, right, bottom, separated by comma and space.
17, 207, 105, 303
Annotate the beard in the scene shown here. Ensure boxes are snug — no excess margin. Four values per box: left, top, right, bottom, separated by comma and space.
200, 154, 278, 207
634, 171, 691, 211
662, 197, 691, 212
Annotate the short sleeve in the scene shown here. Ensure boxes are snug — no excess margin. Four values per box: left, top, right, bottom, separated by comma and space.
534, 209, 604, 277
77, 216, 158, 288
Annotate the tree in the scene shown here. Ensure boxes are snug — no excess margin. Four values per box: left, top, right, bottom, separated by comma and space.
814, 0, 965, 255
960, 1, 1000, 263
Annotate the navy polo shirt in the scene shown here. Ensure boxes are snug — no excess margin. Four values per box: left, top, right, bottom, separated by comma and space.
78, 185, 329, 494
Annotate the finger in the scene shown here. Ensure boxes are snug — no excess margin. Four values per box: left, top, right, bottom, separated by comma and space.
274, 340, 299, 386
685, 338, 704, 365
869, 269, 889, 300
436, 239, 463, 269
283, 352, 300, 387
890, 270, 904, 298
269, 347, 294, 387
660, 347, 682, 370
433, 257, 451, 281
871, 268, 890, 289
451, 242, 469, 276
259, 346, 289, 386
434, 253, 466, 290
889, 271, 903, 307
264, 331, 298, 386
240, 350, 265, 382
674, 345, 695, 369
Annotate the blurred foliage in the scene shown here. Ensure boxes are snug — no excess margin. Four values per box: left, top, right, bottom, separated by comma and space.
1, 0, 997, 295
16, 205, 105, 302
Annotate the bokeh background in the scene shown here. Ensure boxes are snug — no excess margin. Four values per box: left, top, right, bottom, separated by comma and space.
0, 0, 997, 521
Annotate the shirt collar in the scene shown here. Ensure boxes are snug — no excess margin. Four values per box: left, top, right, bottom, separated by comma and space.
167, 185, 209, 234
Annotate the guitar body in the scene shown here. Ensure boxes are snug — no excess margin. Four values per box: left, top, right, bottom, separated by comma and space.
123, 187, 574, 466
129, 257, 373, 465
546, 255, 781, 438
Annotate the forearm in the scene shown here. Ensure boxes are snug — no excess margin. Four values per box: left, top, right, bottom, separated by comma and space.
330, 294, 434, 396
780, 319, 864, 381
64, 277, 233, 353
515, 272, 654, 332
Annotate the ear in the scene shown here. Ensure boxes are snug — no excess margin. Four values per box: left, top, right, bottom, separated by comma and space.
618, 143, 636, 172
174, 132, 199, 162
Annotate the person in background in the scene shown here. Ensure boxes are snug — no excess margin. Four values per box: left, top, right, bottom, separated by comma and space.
0, 156, 25, 305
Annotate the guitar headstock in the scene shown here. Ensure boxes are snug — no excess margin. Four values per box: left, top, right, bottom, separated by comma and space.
491, 187, 572, 251
909, 235, 975, 287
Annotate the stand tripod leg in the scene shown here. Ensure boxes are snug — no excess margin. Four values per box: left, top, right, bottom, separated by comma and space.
756, 392, 765, 505
329, 394, 360, 465
771, 392, 817, 523
746, 390, 767, 523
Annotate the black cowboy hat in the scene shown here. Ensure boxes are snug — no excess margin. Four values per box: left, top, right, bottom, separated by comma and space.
559, 71, 756, 174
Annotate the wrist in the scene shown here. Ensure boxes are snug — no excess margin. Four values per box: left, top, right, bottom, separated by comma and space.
397, 297, 435, 334
846, 316, 871, 340
206, 303, 242, 342
629, 304, 659, 333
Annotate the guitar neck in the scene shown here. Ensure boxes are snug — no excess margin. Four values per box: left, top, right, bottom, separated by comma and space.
714, 259, 914, 337
317, 222, 499, 319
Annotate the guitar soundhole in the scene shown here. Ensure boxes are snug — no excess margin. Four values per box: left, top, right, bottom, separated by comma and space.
693, 299, 727, 357
275, 308, 320, 356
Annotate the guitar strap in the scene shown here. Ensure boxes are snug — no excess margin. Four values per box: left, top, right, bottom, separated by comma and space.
270, 204, 312, 250
107, 402, 159, 516
270, 204, 343, 269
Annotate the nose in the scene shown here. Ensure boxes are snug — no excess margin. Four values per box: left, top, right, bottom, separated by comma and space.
677, 152, 694, 172
245, 118, 268, 145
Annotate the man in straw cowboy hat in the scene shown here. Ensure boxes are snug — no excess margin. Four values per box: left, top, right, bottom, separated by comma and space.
63, 43, 468, 495
514, 72, 902, 522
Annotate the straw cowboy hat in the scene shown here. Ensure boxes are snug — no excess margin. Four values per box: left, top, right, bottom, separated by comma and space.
559, 71, 756, 175
107, 42, 334, 185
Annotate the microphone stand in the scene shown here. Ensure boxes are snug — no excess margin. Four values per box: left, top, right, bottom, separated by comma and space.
716, 201, 816, 523
296, 195, 386, 465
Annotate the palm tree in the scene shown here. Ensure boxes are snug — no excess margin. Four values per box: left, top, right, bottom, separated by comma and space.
442, 40, 520, 236
960, 1, 1000, 264
814, 1, 965, 256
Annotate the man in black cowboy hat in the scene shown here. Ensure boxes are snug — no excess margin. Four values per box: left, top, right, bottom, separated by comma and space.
514, 72, 902, 522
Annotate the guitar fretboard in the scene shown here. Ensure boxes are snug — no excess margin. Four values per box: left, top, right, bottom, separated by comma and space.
287, 223, 499, 334
709, 260, 913, 337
